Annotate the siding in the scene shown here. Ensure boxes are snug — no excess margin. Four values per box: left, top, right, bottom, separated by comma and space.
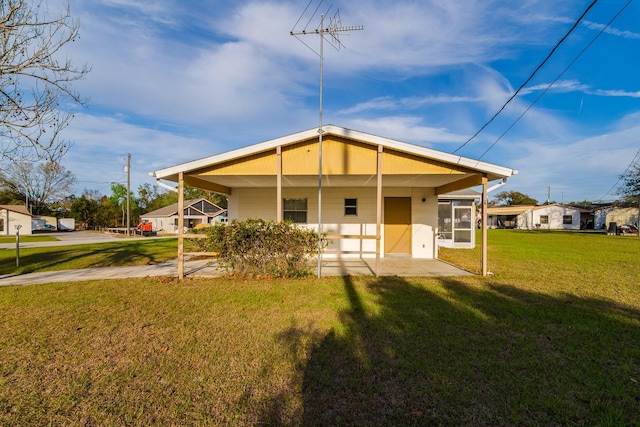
229, 186, 438, 259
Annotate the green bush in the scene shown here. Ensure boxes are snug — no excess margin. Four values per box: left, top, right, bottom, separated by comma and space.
190, 218, 325, 278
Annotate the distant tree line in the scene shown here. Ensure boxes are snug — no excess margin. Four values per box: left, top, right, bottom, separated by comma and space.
0, 170, 226, 229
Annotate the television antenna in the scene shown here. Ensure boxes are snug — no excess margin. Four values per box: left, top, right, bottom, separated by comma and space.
291, 1, 363, 278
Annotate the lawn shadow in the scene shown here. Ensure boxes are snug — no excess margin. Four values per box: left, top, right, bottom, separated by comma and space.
275, 275, 640, 426
1, 241, 169, 274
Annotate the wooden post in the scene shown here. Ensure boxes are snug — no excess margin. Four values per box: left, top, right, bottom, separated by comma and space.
277, 146, 282, 222
178, 172, 185, 280
376, 145, 383, 276
481, 175, 488, 276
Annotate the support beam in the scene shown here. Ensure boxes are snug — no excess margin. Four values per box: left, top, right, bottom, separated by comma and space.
183, 175, 231, 195
376, 145, 383, 276
435, 174, 482, 195
277, 146, 282, 222
178, 172, 185, 280
481, 175, 488, 276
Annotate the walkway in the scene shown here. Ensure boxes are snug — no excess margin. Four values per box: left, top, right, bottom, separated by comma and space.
0, 232, 473, 286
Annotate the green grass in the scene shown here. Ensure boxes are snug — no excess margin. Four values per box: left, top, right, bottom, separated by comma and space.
0, 235, 59, 244
1, 230, 639, 425
0, 239, 179, 275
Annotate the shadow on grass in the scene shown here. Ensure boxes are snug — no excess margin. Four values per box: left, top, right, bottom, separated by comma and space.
274, 275, 640, 426
1, 241, 171, 275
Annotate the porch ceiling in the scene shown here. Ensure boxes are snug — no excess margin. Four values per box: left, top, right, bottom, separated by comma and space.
182, 172, 481, 191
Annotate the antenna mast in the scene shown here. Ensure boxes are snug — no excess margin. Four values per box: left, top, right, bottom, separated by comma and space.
291, 4, 363, 278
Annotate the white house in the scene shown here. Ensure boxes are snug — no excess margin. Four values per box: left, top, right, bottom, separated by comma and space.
140, 198, 226, 233
151, 125, 518, 276
0, 205, 33, 236
487, 204, 589, 230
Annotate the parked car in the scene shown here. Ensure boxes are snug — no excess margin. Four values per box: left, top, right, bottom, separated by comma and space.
618, 223, 638, 235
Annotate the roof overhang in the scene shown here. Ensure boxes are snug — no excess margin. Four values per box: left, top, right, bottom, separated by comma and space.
152, 125, 518, 194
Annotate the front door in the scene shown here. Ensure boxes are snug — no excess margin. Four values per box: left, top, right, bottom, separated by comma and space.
384, 197, 412, 255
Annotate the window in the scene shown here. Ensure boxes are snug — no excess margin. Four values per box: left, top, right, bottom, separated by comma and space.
438, 202, 452, 240
563, 215, 573, 225
344, 198, 357, 216
0, 218, 3, 232
540, 215, 549, 224
283, 198, 307, 223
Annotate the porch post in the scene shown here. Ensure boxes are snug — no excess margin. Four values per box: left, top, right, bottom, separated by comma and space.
481, 175, 488, 276
376, 145, 383, 276
178, 172, 185, 280
276, 146, 282, 222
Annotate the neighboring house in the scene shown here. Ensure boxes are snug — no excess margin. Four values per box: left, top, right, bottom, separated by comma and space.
568, 203, 614, 230
487, 204, 589, 230
605, 206, 639, 229
437, 189, 480, 249
0, 205, 33, 236
140, 198, 226, 233
486, 205, 535, 229
152, 125, 517, 268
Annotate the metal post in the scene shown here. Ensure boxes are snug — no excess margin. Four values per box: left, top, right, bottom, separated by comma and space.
290, 9, 363, 278
317, 14, 324, 278
15, 228, 20, 267
126, 153, 131, 237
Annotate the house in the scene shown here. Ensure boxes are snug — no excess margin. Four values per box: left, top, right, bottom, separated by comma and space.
140, 198, 226, 233
0, 205, 33, 236
437, 189, 480, 249
151, 125, 518, 277
487, 204, 590, 230
605, 206, 639, 229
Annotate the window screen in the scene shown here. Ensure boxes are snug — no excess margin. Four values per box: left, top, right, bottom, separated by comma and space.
283, 198, 307, 223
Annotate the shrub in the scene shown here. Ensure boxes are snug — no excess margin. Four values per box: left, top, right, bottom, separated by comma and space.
190, 218, 325, 278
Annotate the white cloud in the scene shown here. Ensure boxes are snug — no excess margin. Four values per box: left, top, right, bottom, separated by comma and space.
583, 20, 640, 40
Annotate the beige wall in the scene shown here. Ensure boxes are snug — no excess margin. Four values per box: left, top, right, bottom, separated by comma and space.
228, 186, 438, 259
0, 210, 32, 236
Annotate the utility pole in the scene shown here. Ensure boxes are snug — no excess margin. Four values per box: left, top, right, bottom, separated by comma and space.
291, 5, 363, 278
126, 153, 131, 237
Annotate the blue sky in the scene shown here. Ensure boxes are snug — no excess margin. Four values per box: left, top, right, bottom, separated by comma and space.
59, 0, 640, 204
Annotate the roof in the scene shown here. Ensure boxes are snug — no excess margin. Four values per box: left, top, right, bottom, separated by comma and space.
438, 189, 481, 199
0, 205, 31, 216
487, 203, 593, 215
487, 205, 535, 215
141, 198, 225, 218
151, 125, 518, 193
532, 203, 592, 213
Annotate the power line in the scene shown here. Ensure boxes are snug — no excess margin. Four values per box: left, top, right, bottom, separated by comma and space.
477, 0, 632, 160
598, 148, 640, 202
451, 0, 600, 155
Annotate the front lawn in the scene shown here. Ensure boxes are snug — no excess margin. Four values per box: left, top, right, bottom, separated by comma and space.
0, 239, 179, 275
0, 231, 639, 425
0, 235, 59, 244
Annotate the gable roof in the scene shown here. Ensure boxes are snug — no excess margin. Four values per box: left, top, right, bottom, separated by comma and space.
152, 125, 518, 194
141, 198, 225, 218
0, 205, 31, 216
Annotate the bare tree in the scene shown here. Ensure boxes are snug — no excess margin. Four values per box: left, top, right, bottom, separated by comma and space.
0, 0, 89, 162
0, 160, 75, 215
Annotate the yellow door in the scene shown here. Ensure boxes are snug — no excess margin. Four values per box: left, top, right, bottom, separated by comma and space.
384, 197, 412, 255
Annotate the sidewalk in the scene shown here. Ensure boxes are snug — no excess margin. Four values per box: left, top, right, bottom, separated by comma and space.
0, 232, 472, 285
0, 259, 223, 286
